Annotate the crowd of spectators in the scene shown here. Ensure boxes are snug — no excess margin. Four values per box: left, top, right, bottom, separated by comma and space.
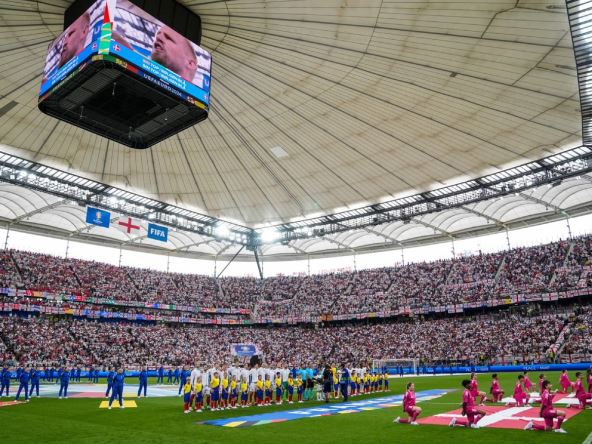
12, 251, 79, 294
496, 241, 570, 295
0, 303, 583, 368
0, 250, 20, 288
0, 316, 92, 366
1, 235, 591, 318
563, 305, 592, 360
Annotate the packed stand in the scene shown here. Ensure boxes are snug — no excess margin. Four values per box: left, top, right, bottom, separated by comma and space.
1, 235, 592, 318
496, 241, 570, 295
563, 305, 592, 360
12, 251, 80, 294
0, 250, 21, 288
2, 302, 586, 368
68, 258, 139, 300
256, 272, 352, 318
0, 316, 92, 366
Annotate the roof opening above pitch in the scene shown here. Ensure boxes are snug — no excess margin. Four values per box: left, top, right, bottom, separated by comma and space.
270, 146, 289, 159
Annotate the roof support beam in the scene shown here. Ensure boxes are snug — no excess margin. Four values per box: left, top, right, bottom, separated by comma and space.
461, 205, 509, 228
323, 236, 355, 251
172, 239, 212, 252
9, 198, 68, 225
518, 191, 569, 217
362, 226, 404, 247
411, 218, 454, 238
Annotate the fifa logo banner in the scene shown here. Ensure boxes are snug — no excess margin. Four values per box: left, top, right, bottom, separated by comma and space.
230, 344, 260, 357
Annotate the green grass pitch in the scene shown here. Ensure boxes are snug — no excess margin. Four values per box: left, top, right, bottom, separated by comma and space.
1, 371, 590, 443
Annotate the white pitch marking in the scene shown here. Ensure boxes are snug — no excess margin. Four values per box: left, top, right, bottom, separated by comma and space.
582, 431, 592, 444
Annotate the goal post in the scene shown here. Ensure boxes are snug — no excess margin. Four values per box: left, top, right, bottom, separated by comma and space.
371, 358, 419, 376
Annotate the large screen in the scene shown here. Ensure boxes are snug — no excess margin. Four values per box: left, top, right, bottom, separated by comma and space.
39, 0, 211, 107
41, 0, 104, 94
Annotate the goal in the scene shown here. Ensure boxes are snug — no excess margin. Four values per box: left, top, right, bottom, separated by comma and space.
371, 358, 419, 375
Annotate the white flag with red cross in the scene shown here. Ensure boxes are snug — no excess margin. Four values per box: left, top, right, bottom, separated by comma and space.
116, 216, 142, 235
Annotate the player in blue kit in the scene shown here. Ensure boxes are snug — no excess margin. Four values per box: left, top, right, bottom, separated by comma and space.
56, 367, 63, 385
178, 367, 187, 396
105, 367, 115, 398
157, 366, 164, 384
340, 365, 350, 402
138, 366, 148, 398
173, 368, 180, 384
15, 367, 30, 402
0, 365, 10, 397
59, 367, 70, 399
76, 367, 82, 382
28, 367, 41, 398
167, 368, 173, 384
108, 368, 126, 409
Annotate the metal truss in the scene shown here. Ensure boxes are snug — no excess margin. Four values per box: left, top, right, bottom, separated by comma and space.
0, 146, 591, 248
261, 146, 592, 244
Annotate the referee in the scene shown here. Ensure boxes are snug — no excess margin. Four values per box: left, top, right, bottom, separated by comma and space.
322, 365, 332, 403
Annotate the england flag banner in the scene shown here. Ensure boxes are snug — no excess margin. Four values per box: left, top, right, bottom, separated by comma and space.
117, 216, 141, 234
230, 344, 260, 357
86, 207, 111, 228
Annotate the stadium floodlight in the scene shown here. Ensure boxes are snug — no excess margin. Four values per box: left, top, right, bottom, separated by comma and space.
260, 227, 280, 243
215, 224, 230, 239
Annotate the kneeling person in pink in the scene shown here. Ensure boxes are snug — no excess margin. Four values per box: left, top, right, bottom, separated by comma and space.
466, 372, 486, 405
559, 370, 572, 394
523, 371, 533, 392
524, 380, 567, 433
488, 373, 504, 403
574, 372, 592, 410
513, 375, 529, 406
393, 382, 422, 425
449, 379, 487, 429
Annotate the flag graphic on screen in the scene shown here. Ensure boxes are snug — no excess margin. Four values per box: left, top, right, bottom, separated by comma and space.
98, 1, 112, 55
86, 207, 111, 228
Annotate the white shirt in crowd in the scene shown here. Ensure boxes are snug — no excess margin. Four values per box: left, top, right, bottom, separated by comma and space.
190, 367, 202, 387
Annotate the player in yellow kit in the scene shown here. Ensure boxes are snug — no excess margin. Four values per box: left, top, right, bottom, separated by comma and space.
182, 379, 192, 414
256, 375, 264, 406
220, 373, 229, 410
333, 371, 340, 399
194, 377, 203, 412
296, 374, 304, 403
210, 372, 220, 411
230, 375, 238, 409
240, 377, 248, 408
274, 372, 283, 404
264, 374, 272, 405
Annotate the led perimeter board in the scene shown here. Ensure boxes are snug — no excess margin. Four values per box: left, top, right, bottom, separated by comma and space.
38, 0, 211, 149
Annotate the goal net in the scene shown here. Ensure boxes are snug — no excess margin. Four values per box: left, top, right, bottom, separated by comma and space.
372, 358, 419, 375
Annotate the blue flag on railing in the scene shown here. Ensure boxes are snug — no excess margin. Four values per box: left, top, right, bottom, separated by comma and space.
147, 223, 168, 242
86, 207, 110, 228
230, 344, 260, 357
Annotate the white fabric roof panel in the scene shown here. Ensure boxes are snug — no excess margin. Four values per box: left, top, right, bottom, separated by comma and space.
0, 0, 588, 257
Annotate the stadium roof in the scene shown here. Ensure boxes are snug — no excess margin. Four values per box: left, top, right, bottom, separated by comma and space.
0, 0, 589, 259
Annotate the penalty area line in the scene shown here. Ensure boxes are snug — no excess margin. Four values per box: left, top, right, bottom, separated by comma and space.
583, 431, 592, 444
